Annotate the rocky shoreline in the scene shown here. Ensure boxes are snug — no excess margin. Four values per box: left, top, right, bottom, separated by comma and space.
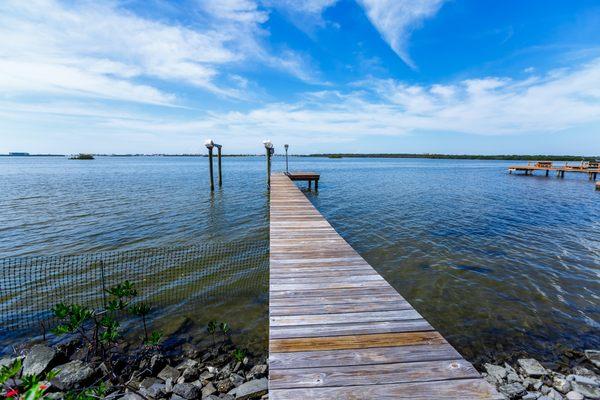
1, 338, 269, 399
482, 351, 600, 400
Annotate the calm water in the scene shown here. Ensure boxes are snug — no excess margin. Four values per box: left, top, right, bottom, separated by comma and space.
1, 156, 599, 364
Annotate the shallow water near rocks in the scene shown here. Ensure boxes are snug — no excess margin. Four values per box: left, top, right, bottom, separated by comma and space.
1, 156, 598, 364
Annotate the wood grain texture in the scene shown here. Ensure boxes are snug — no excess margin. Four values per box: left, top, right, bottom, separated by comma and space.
268, 173, 500, 399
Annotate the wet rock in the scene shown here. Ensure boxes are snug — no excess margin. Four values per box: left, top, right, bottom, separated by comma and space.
519, 359, 547, 378
572, 366, 596, 378
23, 345, 57, 376
202, 382, 217, 397
157, 365, 180, 381
499, 382, 527, 399
172, 382, 201, 399
585, 350, 600, 369
228, 378, 268, 400
567, 374, 599, 386
565, 391, 584, 400
51, 360, 95, 390
484, 363, 507, 383
216, 377, 235, 393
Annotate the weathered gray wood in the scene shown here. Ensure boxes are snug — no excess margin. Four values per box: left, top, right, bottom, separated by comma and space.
269, 173, 499, 399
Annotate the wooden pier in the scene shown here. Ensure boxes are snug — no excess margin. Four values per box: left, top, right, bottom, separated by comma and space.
508, 161, 599, 180
285, 171, 320, 190
268, 173, 500, 399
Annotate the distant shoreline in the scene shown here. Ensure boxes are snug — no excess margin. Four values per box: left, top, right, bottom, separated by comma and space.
1, 153, 598, 161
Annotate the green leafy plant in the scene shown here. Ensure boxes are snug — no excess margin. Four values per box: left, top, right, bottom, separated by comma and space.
0, 359, 57, 400
219, 322, 230, 341
231, 348, 246, 363
146, 331, 163, 347
129, 303, 151, 342
207, 320, 218, 346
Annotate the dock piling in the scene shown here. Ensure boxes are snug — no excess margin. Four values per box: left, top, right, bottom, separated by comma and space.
216, 144, 223, 186
263, 140, 274, 188
204, 139, 215, 191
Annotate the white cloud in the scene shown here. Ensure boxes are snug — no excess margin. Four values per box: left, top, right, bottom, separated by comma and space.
356, 0, 446, 69
87, 57, 600, 139
263, 0, 338, 33
0, 0, 319, 105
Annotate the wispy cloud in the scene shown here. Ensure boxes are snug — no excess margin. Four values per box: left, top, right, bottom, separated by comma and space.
356, 0, 446, 69
8, 57, 597, 151
263, 0, 339, 34
0, 0, 319, 105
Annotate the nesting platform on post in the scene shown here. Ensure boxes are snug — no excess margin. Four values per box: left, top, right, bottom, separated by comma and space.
268, 173, 500, 399
285, 171, 320, 191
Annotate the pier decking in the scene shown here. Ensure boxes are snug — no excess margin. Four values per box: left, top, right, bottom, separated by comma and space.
268, 173, 500, 399
508, 161, 599, 180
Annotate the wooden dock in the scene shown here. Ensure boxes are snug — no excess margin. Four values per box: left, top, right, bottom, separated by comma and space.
508, 161, 599, 180
285, 171, 320, 190
268, 173, 500, 399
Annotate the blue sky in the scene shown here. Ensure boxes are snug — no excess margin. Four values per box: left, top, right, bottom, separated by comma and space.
1, 0, 599, 155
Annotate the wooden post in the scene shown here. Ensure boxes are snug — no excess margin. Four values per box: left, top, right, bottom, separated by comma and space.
284, 144, 289, 174
545, 170, 549, 176
208, 146, 214, 191
315, 179, 319, 191
217, 145, 222, 186
264, 140, 273, 188
308, 180, 312, 190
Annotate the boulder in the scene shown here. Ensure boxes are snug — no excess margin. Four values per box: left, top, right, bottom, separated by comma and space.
248, 364, 268, 379
228, 378, 268, 400
202, 382, 217, 397
23, 345, 57, 376
157, 365, 180, 381
216, 378, 235, 393
172, 382, 201, 399
499, 382, 527, 399
484, 363, 507, 383
565, 391, 584, 400
570, 381, 600, 399
51, 360, 95, 390
553, 376, 571, 393
518, 359, 547, 378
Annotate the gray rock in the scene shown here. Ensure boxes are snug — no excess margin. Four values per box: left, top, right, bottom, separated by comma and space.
546, 387, 563, 399
140, 383, 166, 399
199, 371, 215, 384
570, 381, 600, 399
0, 357, 19, 368
157, 365, 181, 381
499, 382, 528, 399
51, 360, 94, 390
181, 367, 199, 382
565, 391, 584, 400
522, 392, 541, 400
216, 377, 235, 393
149, 354, 166, 375
172, 382, 201, 399
170, 396, 186, 400
567, 374, 599, 386
120, 393, 145, 400
228, 378, 268, 400
202, 382, 217, 397
585, 350, 600, 369
230, 372, 245, 386
176, 359, 199, 371
519, 359, 547, 377
248, 364, 268, 379
553, 376, 571, 393
140, 377, 163, 390
23, 345, 56, 376
484, 363, 507, 383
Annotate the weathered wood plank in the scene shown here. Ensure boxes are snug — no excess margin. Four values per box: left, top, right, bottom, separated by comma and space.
270, 332, 443, 352
269, 359, 481, 389
269, 173, 499, 399
269, 378, 503, 400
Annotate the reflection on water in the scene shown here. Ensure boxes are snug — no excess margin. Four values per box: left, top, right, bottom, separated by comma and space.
1, 156, 598, 363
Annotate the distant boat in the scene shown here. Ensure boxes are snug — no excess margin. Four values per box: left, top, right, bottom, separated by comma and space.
69, 153, 95, 160
9, 152, 29, 156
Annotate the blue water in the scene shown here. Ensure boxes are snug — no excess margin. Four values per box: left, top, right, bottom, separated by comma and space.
1, 156, 599, 364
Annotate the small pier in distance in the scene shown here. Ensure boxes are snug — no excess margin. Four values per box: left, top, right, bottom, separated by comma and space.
508, 161, 599, 180
269, 173, 500, 399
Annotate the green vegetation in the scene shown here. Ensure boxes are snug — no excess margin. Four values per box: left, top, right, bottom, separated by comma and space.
307, 153, 598, 161
69, 154, 94, 160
